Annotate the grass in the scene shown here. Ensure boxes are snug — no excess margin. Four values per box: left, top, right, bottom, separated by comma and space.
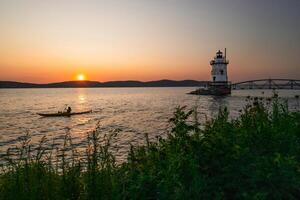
1, 97, 300, 199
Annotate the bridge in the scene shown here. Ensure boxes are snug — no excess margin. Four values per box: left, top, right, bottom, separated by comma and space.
231, 79, 300, 90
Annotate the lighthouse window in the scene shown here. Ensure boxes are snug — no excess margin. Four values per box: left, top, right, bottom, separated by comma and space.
220, 70, 224, 75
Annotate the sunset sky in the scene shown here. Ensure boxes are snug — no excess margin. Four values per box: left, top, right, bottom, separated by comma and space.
0, 0, 299, 83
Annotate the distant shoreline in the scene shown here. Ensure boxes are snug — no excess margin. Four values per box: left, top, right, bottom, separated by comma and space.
0, 80, 208, 89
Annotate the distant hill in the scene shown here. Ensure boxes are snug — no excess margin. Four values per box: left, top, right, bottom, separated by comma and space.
0, 80, 208, 88
0, 81, 40, 88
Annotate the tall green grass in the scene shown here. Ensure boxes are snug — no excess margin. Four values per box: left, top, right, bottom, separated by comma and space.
1, 97, 300, 199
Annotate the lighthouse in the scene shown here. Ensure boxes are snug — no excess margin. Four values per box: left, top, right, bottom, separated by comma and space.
208, 48, 231, 95
210, 49, 229, 83
189, 48, 231, 96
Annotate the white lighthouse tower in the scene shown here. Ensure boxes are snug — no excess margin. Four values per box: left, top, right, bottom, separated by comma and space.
208, 48, 231, 95
210, 49, 229, 83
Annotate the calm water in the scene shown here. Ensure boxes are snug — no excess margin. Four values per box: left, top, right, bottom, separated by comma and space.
0, 88, 299, 161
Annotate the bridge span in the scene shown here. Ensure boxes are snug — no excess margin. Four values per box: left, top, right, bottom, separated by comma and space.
231, 79, 300, 90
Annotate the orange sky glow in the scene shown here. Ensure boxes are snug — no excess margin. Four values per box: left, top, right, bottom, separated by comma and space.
0, 0, 299, 83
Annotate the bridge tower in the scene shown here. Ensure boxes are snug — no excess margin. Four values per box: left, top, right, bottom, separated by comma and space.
209, 49, 231, 95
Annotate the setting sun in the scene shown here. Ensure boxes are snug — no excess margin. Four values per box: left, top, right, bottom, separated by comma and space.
77, 74, 86, 81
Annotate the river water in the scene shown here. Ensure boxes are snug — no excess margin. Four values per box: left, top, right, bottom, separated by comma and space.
0, 88, 299, 161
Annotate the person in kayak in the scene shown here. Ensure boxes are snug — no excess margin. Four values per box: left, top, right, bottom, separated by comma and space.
66, 106, 72, 114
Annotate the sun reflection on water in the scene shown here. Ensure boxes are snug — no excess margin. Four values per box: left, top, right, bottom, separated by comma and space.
77, 89, 86, 104
78, 95, 85, 103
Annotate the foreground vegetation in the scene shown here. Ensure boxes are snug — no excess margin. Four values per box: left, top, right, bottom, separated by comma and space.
1, 98, 300, 199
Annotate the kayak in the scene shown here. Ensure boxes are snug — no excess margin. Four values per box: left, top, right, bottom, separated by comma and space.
37, 110, 92, 117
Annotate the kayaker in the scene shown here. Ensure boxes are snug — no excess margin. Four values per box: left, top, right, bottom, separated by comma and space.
66, 106, 72, 113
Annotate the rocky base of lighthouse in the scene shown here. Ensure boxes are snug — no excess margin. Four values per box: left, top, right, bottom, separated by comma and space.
189, 82, 231, 96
